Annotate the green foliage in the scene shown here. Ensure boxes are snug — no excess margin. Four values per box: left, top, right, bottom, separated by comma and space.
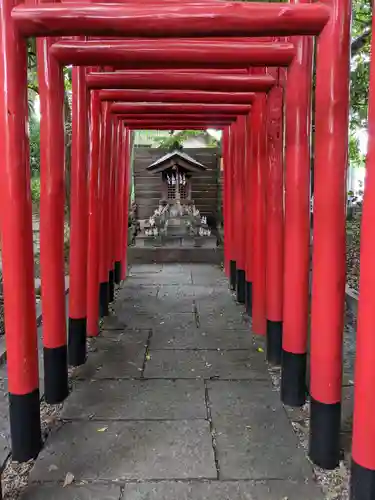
29, 114, 40, 177
30, 177, 41, 203
154, 130, 219, 151
348, 0, 372, 164
350, 0, 371, 126
349, 133, 366, 167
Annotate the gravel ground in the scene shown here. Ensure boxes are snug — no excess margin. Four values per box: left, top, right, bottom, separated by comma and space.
346, 212, 361, 292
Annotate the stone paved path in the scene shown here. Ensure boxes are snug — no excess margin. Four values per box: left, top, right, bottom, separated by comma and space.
21, 264, 324, 499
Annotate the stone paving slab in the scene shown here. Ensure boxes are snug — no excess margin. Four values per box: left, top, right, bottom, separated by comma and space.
98, 329, 149, 344
194, 300, 244, 315
185, 285, 228, 300
144, 350, 269, 380
157, 285, 197, 299
113, 295, 196, 315
194, 293, 241, 309
207, 380, 278, 417
123, 479, 324, 500
162, 264, 218, 275
146, 313, 197, 332
191, 275, 229, 286
126, 275, 193, 285
129, 264, 163, 274
20, 483, 122, 500
73, 337, 147, 380
117, 285, 159, 301
186, 264, 222, 273
101, 315, 128, 330
30, 420, 217, 482
103, 310, 156, 330
115, 311, 196, 329
214, 417, 313, 480
62, 379, 206, 420
197, 313, 250, 331
151, 326, 253, 350
161, 264, 194, 273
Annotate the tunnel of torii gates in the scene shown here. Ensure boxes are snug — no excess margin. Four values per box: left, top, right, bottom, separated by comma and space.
1, 0, 375, 498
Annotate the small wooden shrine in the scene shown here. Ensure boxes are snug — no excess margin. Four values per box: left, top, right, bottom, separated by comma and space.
141, 150, 214, 246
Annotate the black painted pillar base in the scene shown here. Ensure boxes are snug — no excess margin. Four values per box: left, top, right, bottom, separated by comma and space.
236, 269, 246, 304
68, 317, 87, 367
245, 281, 253, 316
281, 350, 306, 407
230, 260, 236, 291
309, 398, 341, 469
266, 320, 282, 365
351, 460, 375, 500
109, 269, 115, 303
114, 261, 122, 285
99, 281, 109, 317
9, 389, 42, 462
43, 346, 69, 404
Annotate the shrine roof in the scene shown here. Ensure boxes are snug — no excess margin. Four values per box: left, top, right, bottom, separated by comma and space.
147, 150, 207, 174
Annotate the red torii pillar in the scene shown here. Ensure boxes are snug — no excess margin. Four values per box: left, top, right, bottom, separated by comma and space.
251, 92, 268, 336
351, 6, 375, 493
114, 121, 124, 284
121, 128, 131, 280
281, 28, 313, 406
108, 117, 118, 303
309, 0, 351, 470
228, 121, 237, 290
265, 67, 284, 364
98, 102, 112, 317
245, 112, 254, 316
234, 115, 247, 304
87, 90, 102, 337
37, 37, 69, 404
222, 126, 230, 277
69, 65, 89, 366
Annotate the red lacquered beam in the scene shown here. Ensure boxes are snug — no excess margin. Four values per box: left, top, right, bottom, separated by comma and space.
12, 2, 330, 37
129, 125, 226, 130
114, 114, 237, 123
100, 89, 254, 105
122, 68, 249, 74
50, 39, 295, 68
122, 122, 232, 128
110, 102, 251, 115
87, 72, 275, 92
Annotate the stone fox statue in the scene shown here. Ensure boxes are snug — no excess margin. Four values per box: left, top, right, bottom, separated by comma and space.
206, 213, 222, 247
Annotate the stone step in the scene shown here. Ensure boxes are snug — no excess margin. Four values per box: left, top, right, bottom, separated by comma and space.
128, 246, 223, 264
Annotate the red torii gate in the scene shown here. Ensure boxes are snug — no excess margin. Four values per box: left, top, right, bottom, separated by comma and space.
1, 0, 369, 497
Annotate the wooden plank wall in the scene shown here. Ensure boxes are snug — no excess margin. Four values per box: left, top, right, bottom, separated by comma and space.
134, 147, 220, 220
